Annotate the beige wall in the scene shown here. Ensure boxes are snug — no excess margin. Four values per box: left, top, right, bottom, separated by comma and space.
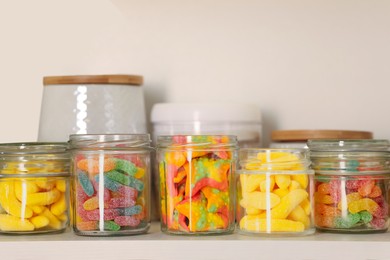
1, 0, 389, 145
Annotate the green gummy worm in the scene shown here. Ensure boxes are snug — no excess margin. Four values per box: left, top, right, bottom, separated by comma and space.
106, 170, 144, 191
114, 159, 137, 176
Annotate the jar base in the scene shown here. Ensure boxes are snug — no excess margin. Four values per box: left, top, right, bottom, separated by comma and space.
74, 223, 151, 237
316, 227, 388, 234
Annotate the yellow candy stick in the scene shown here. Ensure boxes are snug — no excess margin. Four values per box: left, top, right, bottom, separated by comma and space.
275, 174, 291, 190
240, 174, 266, 193
41, 208, 62, 229
240, 191, 280, 210
50, 193, 67, 216
14, 181, 39, 201
287, 205, 310, 228
35, 178, 56, 190
292, 174, 308, 189
25, 189, 61, 206
259, 176, 275, 192
273, 188, 289, 198
0, 182, 33, 218
240, 215, 305, 232
30, 215, 50, 229
55, 180, 67, 193
32, 206, 45, 214
300, 199, 311, 215
0, 214, 34, 231
289, 180, 302, 191
259, 189, 308, 219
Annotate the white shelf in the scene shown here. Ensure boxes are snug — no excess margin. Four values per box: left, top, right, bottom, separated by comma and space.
1, 222, 390, 260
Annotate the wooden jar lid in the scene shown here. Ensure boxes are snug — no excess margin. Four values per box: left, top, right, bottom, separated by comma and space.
43, 74, 143, 86
271, 130, 373, 142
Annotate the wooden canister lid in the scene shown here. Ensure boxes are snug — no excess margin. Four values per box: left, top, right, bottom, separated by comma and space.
271, 130, 373, 142
43, 74, 143, 86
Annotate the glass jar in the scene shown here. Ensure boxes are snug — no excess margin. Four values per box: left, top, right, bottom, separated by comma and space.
0, 143, 70, 234
69, 134, 152, 236
157, 135, 238, 235
39, 75, 147, 142
237, 149, 315, 236
308, 139, 390, 233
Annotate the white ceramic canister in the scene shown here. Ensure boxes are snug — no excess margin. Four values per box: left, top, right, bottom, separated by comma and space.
150, 103, 262, 147
38, 75, 147, 142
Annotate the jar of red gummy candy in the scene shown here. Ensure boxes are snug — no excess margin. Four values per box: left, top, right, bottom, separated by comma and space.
157, 135, 238, 235
308, 139, 390, 233
0, 143, 70, 234
69, 134, 152, 236
237, 149, 315, 236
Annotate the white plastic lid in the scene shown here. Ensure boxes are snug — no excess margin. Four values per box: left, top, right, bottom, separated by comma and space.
151, 103, 261, 123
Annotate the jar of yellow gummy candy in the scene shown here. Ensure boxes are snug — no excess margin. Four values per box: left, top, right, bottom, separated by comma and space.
308, 139, 390, 233
237, 149, 315, 236
157, 135, 238, 235
0, 143, 70, 234
69, 134, 152, 236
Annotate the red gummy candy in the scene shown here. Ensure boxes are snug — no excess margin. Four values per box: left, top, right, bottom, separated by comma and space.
77, 221, 97, 231
371, 217, 387, 229
80, 208, 119, 221
92, 180, 111, 202
77, 185, 89, 204
172, 135, 187, 144
114, 216, 140, 227
346, 180, 360, 190
107, 197, 136, 209
118, 185, 138, 200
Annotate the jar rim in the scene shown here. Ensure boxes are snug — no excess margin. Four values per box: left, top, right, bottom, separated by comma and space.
307, 139, 389, 152
0, 142, 68, 155
156, 135, 238, 149
69, 134, 151, 150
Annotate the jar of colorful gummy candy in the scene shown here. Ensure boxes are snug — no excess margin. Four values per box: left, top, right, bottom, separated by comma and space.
308, 139, 390, 233
0, 143, 70, 234
69, 134, 152, 236
157, 135, 238, 235
236, 149, 315, 236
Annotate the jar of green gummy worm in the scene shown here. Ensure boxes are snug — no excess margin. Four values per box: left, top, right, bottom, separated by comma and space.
69, 134, 152, 236
0, 142, 70, 234
308, 139, 390, 233
157, 135, 238, 235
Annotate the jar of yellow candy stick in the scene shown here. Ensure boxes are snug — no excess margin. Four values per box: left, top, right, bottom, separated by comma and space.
237, 149, 314, 236
0, 143, 70, 234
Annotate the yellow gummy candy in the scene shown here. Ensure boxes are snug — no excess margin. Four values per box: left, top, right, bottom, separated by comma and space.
0, 182, 33, 218
275, 175, 291, 190
55, 180, 67, 193
14, 181, 40, 201
0, 214, 34, 231
134, 168, 145, 179
57, 213, 68, 222
240, 174, 266, 193
287, 205, 310, 228
240, 191, 280, 210
292, 174, 308, 189
35, 178, 56, 190
273, 188, 289, 198
30, 215, 50, 229
240, 215, 305, 232
259, 176, 275, 192
300, 199, 311, 215
41, 208, 62, 230
337, 192, 362, 210
246, 207, 263, 215
25, 189, 61, 206
348, 198, 379, 215
32, 206, 45, 214
259, 189, 308, 219
50, 193, 67, 216
289, 180, 302, 191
